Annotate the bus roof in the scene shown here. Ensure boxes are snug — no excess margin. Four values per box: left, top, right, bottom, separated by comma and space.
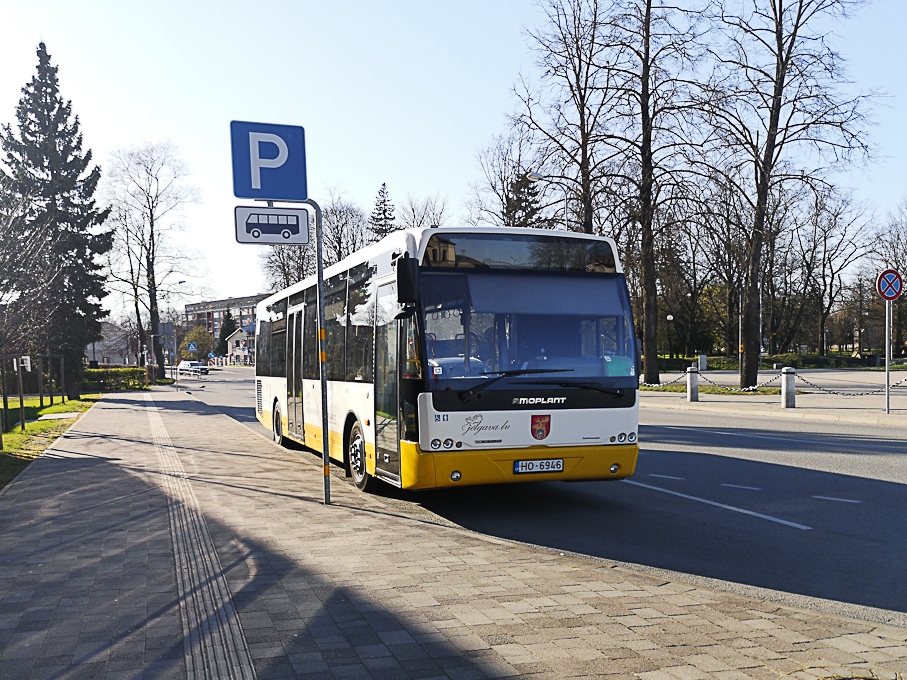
257, 226, 622, 312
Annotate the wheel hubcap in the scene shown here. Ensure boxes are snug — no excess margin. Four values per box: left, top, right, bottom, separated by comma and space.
350, 435, 365, 479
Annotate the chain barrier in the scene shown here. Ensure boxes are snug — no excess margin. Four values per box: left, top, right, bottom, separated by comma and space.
698, 372, 782, 392
794, 372, 907, 397
639, 373, 686, 388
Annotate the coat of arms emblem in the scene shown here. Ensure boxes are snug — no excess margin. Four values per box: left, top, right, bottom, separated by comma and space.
531, 415, 551, 440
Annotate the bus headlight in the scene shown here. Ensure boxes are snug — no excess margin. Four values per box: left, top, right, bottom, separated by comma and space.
450, 471, 461, 482
431, 439, 441, 450
628, 432, 637, 442
617, 433, 627, 443
443, 438, 454, 449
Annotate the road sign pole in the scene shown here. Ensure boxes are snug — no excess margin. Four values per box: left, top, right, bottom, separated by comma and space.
304, 198, 331, 506
886, 299, 891, 415
876, 268, 902, 415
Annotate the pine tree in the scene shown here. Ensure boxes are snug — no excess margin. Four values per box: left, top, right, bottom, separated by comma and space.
368, 183, 396, 240
0, 43, 111, 398
503, 173, 547, 229
217, 310, 237, 356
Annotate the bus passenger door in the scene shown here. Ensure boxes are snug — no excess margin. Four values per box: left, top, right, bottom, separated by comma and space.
291, 311, 304, 437
374, 282, 400, 482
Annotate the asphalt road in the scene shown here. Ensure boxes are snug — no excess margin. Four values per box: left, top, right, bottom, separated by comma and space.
185, 366, 907, 624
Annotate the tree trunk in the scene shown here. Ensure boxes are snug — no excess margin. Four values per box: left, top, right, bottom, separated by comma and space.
146, 229, 165, 381
639, 0, 659, 384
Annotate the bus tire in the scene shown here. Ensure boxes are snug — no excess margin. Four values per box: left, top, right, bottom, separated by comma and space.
273, 406, 285, 447
348, 421, 374, 492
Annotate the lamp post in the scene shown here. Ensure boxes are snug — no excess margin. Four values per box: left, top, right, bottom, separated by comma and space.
527, 172, 569, 230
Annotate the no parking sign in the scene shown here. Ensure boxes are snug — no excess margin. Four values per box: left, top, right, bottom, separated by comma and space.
877, 269, 903, 301
877, 268, 902, 415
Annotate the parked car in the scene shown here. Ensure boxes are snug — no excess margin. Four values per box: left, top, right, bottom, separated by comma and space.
177, 360, 209, 375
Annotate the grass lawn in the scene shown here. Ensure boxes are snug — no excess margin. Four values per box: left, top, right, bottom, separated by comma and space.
0, 395, 101, 491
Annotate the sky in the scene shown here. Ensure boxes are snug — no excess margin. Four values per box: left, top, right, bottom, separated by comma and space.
1, 0, 906, 312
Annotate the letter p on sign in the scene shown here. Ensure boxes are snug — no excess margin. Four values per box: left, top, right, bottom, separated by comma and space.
231, 121, 307, 201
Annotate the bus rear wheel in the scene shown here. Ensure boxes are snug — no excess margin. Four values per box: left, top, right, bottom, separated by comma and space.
348, 422, 374, 492
273, 407, 285, 447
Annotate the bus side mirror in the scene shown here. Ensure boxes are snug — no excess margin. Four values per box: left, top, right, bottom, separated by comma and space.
397, 255, 419, 304
636, 337, 642, 378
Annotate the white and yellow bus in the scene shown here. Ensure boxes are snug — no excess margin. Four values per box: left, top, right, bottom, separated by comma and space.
255, 226, 640, 491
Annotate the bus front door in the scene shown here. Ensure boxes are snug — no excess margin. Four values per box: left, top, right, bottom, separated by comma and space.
375, 283, 400, 483
290, 311, 304, 438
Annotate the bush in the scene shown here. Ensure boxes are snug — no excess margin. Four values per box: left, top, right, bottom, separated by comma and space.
80, 367, 147, 392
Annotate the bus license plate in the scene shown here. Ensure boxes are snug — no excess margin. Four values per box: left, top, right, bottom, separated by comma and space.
513, 458, 564, 474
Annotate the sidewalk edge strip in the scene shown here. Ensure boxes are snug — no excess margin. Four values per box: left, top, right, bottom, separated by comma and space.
145, 394, 257, 680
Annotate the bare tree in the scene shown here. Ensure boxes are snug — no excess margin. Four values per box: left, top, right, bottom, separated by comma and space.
700, 0, 874, 385
874, 201, 907, 354
800, 188, 871, 354
397, 194, 449, 230
260, 228, 316, 291
596, 0, 705, 382
105, 142, 199, 378
468, 128, 551, 228
323, 193, 370, 266
514, 0, 616, 235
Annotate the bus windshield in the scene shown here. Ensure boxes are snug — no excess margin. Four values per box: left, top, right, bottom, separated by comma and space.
419, 270, 637, 391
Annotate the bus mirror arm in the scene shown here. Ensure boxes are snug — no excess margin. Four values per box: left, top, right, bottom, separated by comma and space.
395, 305, 416, 320
636, 337, 642, 377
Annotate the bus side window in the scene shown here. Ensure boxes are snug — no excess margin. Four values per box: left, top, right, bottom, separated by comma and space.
400, 315, 421, 442
402, 316, 422, 379
303, 287, 318, 380
256, 321, 271, 377
346, 263, 375, 382
324, 273, 347, 380
270, 317, 287, 378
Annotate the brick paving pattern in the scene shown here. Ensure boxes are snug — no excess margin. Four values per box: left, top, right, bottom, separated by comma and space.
0, 388, 905, 679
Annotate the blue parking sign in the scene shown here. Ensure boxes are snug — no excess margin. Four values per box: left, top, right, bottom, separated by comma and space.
231, 121, 307, 201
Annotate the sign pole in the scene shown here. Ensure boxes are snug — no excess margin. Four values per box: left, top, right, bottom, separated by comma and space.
886, 299, 891, 415
876, 268, 902, 415
304, 198, 331, 506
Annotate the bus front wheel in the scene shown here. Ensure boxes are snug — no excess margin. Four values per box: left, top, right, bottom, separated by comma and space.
348, 422, 374, 492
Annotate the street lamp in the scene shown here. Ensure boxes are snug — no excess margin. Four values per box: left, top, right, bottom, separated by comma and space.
665, 315, 675, 359
527, 172, 569, 230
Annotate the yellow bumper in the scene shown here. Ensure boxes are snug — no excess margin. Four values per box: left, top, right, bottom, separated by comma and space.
400, 441, 638, 490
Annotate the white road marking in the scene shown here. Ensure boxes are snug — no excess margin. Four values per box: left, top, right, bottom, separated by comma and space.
648, 474, 685, 480
721, 484, 761, 491
812, 495, 861, 504
623, 480, 812, 530
657, 425, 877, 448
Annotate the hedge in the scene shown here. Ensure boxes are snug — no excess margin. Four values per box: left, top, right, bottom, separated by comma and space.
80, 368, 147, 392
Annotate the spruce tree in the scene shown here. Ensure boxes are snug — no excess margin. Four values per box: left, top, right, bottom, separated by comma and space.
368, 183, 396, 240
217, 310, 237, 356
0, 43, 111, 398
503, 172, 546, 229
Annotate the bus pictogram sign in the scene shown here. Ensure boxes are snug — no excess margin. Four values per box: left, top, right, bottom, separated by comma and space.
877, 269, 903, 301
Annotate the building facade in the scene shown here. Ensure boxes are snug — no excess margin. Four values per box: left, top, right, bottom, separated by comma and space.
183, 294, 268, 341
224, 324, 256, 365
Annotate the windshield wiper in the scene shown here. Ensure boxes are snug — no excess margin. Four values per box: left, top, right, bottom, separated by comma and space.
457, 369, 573, 402
520, 380, 624, 397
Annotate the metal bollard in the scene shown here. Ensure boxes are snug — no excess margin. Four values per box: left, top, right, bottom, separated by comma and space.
781, 366, 796, 408
686, 365, 699, 402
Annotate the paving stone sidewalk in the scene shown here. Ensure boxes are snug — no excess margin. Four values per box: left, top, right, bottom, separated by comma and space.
1, 389, 905, 679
